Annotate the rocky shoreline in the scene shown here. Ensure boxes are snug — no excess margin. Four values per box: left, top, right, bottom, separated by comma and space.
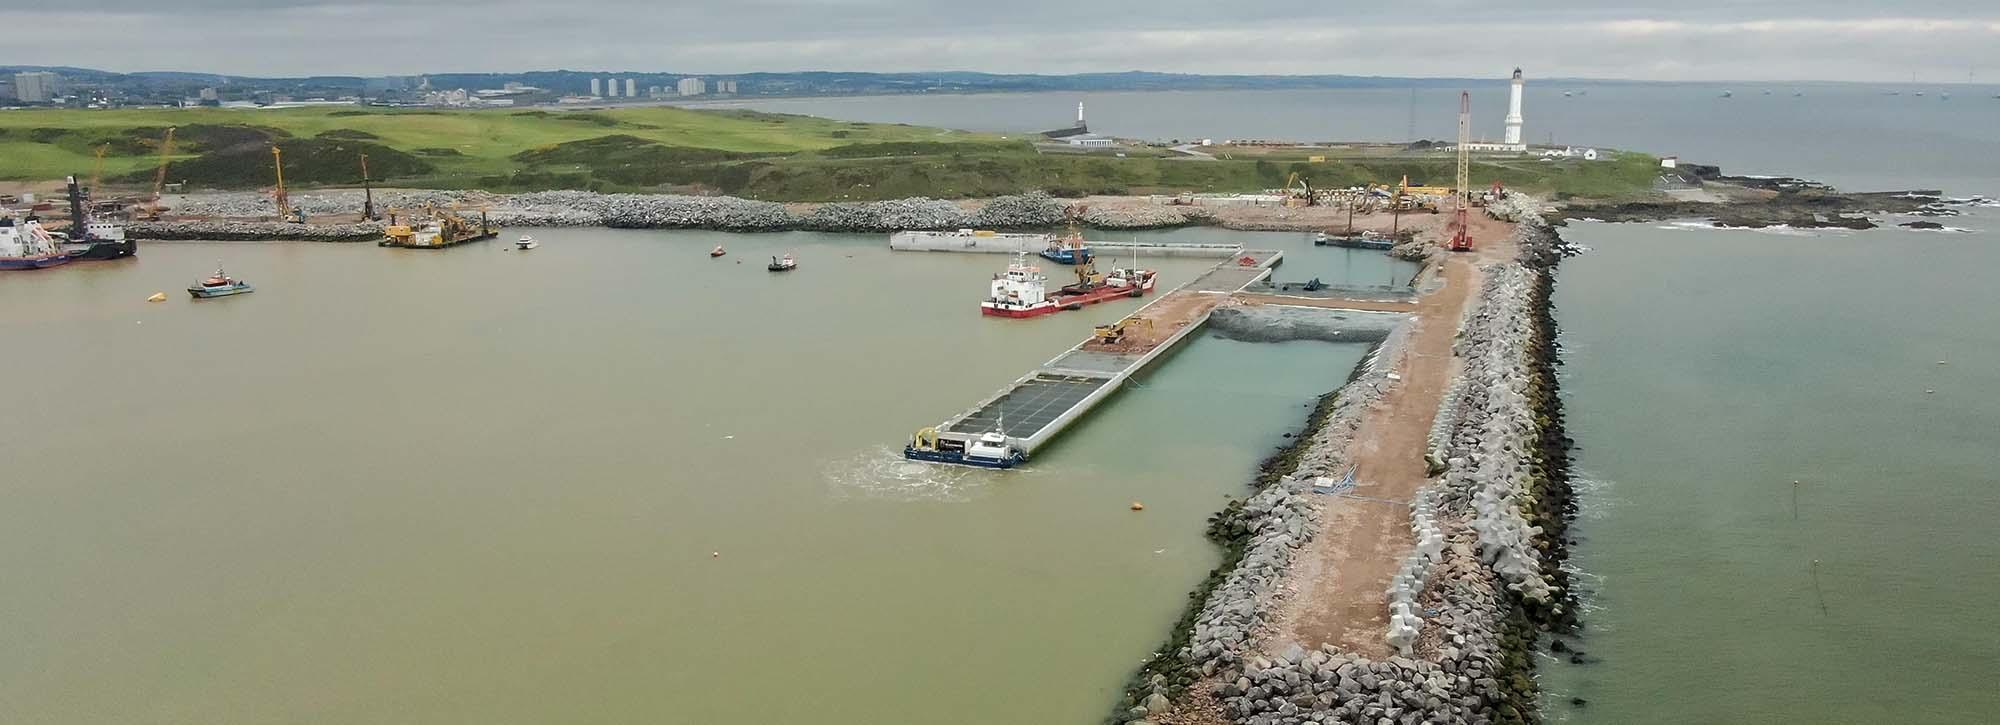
1110, 212, 1577, 725
1557, 189, 1959, 230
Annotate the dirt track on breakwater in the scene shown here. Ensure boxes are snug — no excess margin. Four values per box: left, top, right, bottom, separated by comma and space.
1267, 212, 1517, 658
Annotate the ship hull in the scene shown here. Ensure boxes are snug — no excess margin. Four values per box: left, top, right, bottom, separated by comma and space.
0, 255, 73, 270
188, 284, 254, 298
981, 302, 1061, 318
902, 446, 1025, 469
62, 240, 138, 260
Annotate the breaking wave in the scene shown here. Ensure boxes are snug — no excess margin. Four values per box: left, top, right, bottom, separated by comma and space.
822, 444, 999, 502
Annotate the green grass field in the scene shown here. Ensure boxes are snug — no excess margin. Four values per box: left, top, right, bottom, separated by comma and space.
0, 105, 1657, 202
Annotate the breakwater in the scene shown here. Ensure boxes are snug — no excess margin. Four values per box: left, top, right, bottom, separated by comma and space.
129, 220, 385, 242
156, 190, 1072, 234
1116, 213, 1576, 725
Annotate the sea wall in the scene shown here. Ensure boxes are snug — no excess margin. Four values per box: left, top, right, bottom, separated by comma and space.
1207, 306, 1407, 345
1118, 213, 1576, 725
128, 220, 384, 242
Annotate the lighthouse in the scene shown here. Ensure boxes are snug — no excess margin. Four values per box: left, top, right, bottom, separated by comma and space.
1504, 68, 1525, 147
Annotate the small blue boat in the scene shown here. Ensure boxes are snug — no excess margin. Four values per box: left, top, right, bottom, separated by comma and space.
1039, 231, 1092, 265
188, 264, 254, 298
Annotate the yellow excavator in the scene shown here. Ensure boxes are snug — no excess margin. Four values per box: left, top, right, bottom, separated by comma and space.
1094, 316, 1153, 344
380, 204, 498, 248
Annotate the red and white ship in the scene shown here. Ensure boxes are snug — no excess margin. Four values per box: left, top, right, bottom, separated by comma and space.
981, 252, 1157, 318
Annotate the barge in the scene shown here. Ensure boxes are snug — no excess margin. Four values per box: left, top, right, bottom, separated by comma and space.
981, 253, 1156, 318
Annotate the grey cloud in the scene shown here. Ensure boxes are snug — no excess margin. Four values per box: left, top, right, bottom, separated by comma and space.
1, 2, 1995, 81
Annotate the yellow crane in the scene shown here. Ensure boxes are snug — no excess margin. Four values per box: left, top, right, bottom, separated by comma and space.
271, 146, 303, 223
87, 144, 108, 195
138, 127, 176, 220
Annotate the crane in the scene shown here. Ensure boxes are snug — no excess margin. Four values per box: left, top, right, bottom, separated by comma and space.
87, 144, 108, 197
271, 146, 303, 224
359, 153, 376, 221
138, 127, 176, 221
1448, 91, 1474, 253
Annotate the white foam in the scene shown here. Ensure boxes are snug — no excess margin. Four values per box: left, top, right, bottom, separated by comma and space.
822, 445, 994, 502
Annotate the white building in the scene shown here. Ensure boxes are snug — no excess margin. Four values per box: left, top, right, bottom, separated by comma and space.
590, 78, 602, 97
198, 87, 220, 102
13, 71, 58, 103
678, 77, 707, 96
625, 78, 636, 97
715, 79, 738, 94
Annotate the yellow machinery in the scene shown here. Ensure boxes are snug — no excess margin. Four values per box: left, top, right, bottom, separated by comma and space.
380, 204, 498, 249
910, 427, 941, 452
137, 127, 176, 221
1280, 172, 1317, 208
1094, 316, 1153, 344
271, 146, 303, 223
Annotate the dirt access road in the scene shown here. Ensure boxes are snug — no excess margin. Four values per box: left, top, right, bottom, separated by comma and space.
1266, 212, 1517, 658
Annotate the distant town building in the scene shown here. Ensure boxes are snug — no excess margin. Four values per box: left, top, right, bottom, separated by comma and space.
648, 85, 663, 98
714, 79, 738, 94
199, 87, 219, 102
625, 78, 636, 97
503, 82, 527, 91
1066, 134, 1117, 148
678, 77, 707, 96
13, 71, 59, 103
590, 78, 602, 97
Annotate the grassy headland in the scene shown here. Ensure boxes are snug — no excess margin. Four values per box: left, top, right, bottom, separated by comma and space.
0, 106, 1657, 201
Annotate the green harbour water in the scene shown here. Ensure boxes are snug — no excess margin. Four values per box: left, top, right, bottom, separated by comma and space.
0, 227, 1406, 724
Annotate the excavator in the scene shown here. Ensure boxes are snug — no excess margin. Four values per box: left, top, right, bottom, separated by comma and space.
380, 204, 498, 248
1280, 172, 1318, 207
1093, 316, 1153, 345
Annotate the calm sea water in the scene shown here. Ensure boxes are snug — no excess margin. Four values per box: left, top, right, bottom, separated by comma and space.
0, 227, 1409, 724
720, 82, 2000, 197
720, 87, 2000, 721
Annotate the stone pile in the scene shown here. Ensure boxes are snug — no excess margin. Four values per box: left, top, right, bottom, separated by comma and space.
1080, 203, 1213, 229
129, 220, 383, 242
158, 190, 1075, 235
972, 192, 1068, 228
1207, 306, 1405, 345
800, 198, 971, 232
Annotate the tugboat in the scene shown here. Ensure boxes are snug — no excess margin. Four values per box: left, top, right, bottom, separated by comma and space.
981, 253, 1057, 317
187, 263, 254, 298
515, 235, 538, 250
0, 215, 73, 271
1038, 228, 1092, 265
981, 253, 1156, 318
710, 245, 727, 258
903, 421, 1027, 469
767, 253, 797, 272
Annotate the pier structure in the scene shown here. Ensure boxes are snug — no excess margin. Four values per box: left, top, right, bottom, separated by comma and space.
889, 230, 1245, 258
918, 250, 1285, 458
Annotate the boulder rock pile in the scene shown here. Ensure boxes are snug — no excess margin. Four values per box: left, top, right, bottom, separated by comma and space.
129, 220, 383, 242
156, 190, 1074, 235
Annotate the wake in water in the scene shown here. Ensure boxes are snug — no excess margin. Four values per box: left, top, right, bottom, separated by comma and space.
822, 444, 999, 502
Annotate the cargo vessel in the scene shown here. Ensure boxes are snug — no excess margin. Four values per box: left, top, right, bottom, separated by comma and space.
0, 215, 73, 271
981, 253, 1156, 318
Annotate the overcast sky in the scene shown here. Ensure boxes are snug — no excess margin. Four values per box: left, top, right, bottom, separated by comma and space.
3, 1, 1996, 82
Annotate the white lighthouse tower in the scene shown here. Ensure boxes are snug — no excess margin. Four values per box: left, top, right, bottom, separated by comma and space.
1504, 68, 1525, 148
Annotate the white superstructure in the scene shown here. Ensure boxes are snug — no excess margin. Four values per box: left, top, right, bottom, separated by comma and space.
1504, 68, 1525, 147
